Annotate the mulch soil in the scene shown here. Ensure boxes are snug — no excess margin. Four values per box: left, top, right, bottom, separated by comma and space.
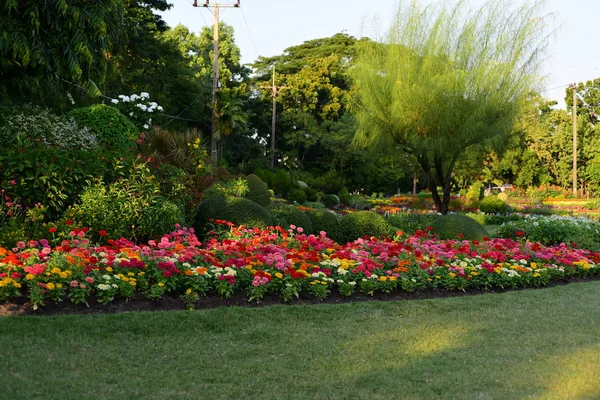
3, 275, 600, 317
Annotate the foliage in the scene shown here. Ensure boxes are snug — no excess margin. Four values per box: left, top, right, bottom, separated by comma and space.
0, 149, 133, 218
386, 212, 442, 236
0, 105, 97, 150
268, 204, 313, 234
194, 196, 273, 235
244, 174, 271, 207
479, 196, 508, 214
68, 104, 138, 150
202, 178, 249, 200
321, 194, 340, 208
497, 215, 600, 249
339, 211, 391, 243
287, 189, 307, 205
111, 92, 164, 131
351, 0, 550, 214
75, 162, 184, 240
466, 182, 485, 204
0, 0, 124, 104
430, 214, 488, 240
306, 209, 342, 242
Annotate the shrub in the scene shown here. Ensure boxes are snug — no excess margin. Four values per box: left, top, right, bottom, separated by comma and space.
479, 195, 508, 214
268, 204, 313, 234
0, 149, 134, 219
466, 182, 484, 204
430, 214, 488, 240
339, 211, 391, 243
155, 164, 194, 222
272, 169, 293, 195
307, 209, 342, 242
497, 192, 509, 202
338, 187, 351, 205
303, 201, 326, 209
386, 212, 442, 236
194, 196, 273, 235
0, 105, 97, 150
349, 195, 372, 210
76, 163, 184, 240
68, 104, 138, 150
310, 170, 345, 194
321, 194, 340, 208
288, 188, 308, 204
244, 174, 271, 206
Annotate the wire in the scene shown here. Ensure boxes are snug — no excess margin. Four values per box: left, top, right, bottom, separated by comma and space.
160, 95, 204, 127
240, 6, 261, 59
541, 83, 570, 93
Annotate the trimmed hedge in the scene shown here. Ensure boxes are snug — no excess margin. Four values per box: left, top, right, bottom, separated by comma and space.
339, 211, 391, 243
244, 174, 271, 206
268, 203, 313, 234
68, 104, 137, 150
430, 214, 488, 240
194, 196, 273, 236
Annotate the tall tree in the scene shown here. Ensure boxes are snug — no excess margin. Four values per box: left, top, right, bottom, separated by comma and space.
351, 0, 550, 214
0, 0, 125, 106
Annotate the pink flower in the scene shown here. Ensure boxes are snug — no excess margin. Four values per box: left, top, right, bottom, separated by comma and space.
85, 277, 95, 284
10, 180, 16, 185
70, 280, 79, 287
297, 227, 304, 233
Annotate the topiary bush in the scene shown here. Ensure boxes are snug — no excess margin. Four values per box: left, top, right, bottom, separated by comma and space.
386, 212, 442, 236
339, 211, 391, 243
287, 188, 307, 204
307, 209, 342, 242
268, 203, 313, 234
466, 182, 484, 204
430, 214, 488, 240
194, 196, 273, 235
479, 195, 508, 214
321, 194, 340, 208
68, 104, 138, 150
244, 174, 271, 206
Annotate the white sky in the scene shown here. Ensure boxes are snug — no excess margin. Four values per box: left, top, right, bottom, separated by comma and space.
160, 0, 600, 108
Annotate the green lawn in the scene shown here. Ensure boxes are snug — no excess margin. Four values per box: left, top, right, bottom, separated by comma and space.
2, 283, 600, 399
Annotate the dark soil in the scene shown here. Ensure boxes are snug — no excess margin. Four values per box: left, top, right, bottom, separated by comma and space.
2, 275, 600, 317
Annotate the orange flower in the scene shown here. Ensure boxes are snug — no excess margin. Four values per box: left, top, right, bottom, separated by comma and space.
184, 270, 194, 276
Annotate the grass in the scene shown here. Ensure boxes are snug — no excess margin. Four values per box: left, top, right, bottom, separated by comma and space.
3, 283, 600, 399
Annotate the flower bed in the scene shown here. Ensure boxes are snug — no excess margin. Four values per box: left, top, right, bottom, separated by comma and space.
1, 223, 599, 311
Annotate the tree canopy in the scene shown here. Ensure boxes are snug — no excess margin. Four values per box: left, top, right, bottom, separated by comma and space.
351, 0, 551, 213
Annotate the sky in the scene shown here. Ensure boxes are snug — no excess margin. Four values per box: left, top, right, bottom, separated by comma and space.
160, 0, 600, 108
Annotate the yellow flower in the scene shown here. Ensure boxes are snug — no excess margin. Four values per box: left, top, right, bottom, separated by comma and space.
25, 274, 35, 280
158, 282, 165, 287
389, 276, 397, 281
470, 272, 479, 276
426, 278, 433, 282
275, 272, 283, 279
128, 272, 135, 277
435, 276, 441, 279
321, 281, 327, 285
47, 282, 55, 290
106, 267, 113, 272
59, 272, 68, 279
530, 262, 537, 269
379, 276, 387, 282
448, 272, 456, 278
138, 272, 145, 276
51, 267, 61, 274
56, 283, 63, 289
185, 288, 192, 295
533, 272, 541, 278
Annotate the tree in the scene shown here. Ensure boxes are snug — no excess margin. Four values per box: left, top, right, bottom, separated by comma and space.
351, 0, 550, 214
0, 0, 125, 106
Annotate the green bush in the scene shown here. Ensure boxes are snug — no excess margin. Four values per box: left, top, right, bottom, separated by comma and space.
339, 211, 391, 243
68, 104, 138, 150
321, 194, 340, 208
194, 196, 273, 235
155, 164, 194, 222
338, 187, 351, 205
386, 212, 442, 236
244, 174, 271, 206
303, 201, 326, 209
310, 170, 345, 194
479, 195, 508, 214
0, 105, 98, 150
268, 204, 313, 234
272, 169, 293, 195
0, 149, 134, 218
349, 195, 372, 210
430, 214, 488, 240
305, 187, 318, 202
75, 163, 184, 240
466, 182, 484, 204
288, 188, 307, 204
307, 209, 342, 242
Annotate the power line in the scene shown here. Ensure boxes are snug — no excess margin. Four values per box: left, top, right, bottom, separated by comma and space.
240, 7, 260, 58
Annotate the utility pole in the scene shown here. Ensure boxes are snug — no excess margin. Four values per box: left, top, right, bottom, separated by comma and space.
570, 83, 578, 196
260, 66, 287, 167
194, 0, 240, 164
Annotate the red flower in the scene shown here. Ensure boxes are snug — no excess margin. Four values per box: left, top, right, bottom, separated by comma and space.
48, 227, 57, 233
65, 220, 74, 226
98, 230, 108, 237
515, 230, 524, 237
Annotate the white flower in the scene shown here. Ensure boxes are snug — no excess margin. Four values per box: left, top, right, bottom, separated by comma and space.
111, 99, 119, 104
131, 94, 139, 100
129, 112, 134, 117
147, 108, 153, 113
143, 124, 149, 129
141, 92, 149, 99
157, 106, 164, 112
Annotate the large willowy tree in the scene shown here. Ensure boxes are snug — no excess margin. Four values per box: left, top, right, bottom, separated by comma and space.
351, 0, 551, 213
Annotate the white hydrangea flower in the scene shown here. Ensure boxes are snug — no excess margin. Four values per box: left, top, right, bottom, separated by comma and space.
141, 92, 149, 99
111, 99, 119, 104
